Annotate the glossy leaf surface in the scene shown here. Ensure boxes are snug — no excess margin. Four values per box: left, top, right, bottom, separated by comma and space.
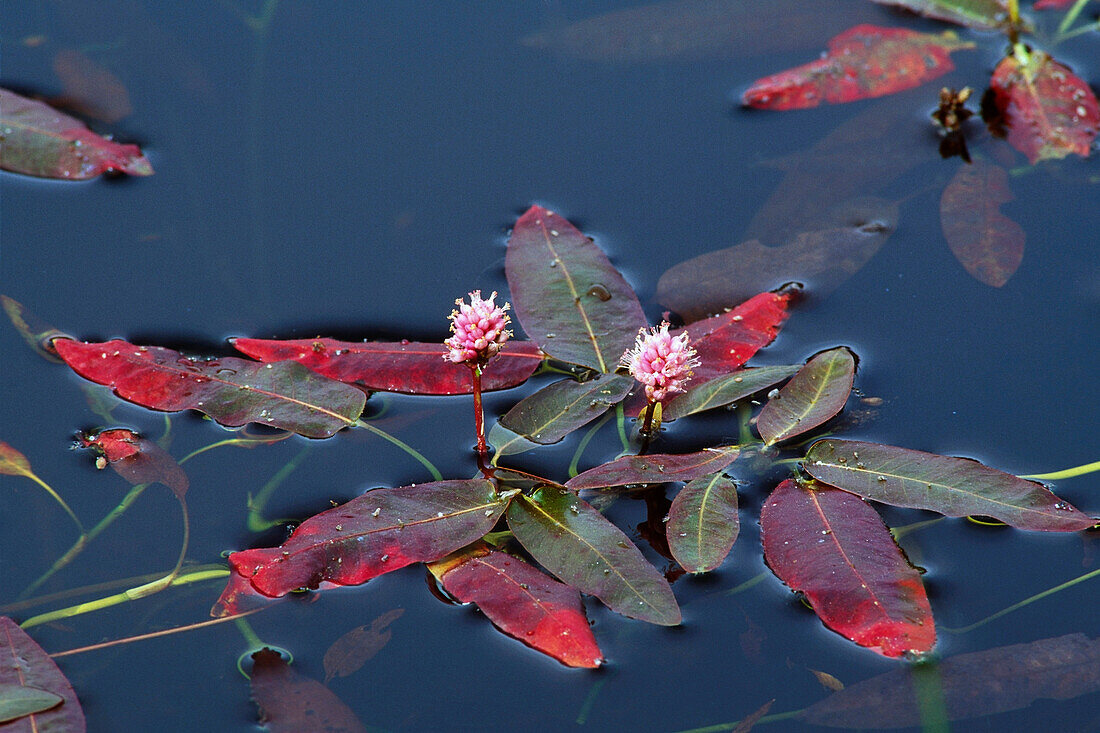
76, 428, 189, 498
667, 472, 740, 573
0, 617, 85, 732
323, 609, 403, 684
0, 684, 62, 724
940, 160, 1025, 287
742, 25, 973, 110
53, 338, 365, 439
506, 205, 646, 372
250, 649, 367, 733
431, 545, 603, 668
757, 347, 855, 445
664, 365, 800, 420
507, 488, 680, 625
0, 87, 152, 179
989, 49, 1099, 163
232, 337, 543, 395
870, 0, 1010, 29
679, 291, 793, 382
804, 440, 1097, 531
760, 480, 935, 657
565, 445, 740, 490
499, 373, 633, 444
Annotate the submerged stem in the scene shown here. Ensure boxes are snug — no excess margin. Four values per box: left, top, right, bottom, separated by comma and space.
354, 419, 442, 481
1020, 459, 1100, 481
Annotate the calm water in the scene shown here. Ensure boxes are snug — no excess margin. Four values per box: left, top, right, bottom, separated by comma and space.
2, 2, 1098, 731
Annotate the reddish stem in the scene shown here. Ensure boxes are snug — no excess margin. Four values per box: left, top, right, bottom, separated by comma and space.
471, 364, 489, 470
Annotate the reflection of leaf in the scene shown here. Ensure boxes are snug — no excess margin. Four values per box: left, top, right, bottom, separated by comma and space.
667, 472, 739, 573
323, 609, 404, 684
250, 649, 367, 733
802, 633, 1100, 728
742, 25, 974, 110
77, 428, 189, 499
761, 480, 936, 658
940, 160, 1025, 287
499, 374, 633, 444
52, 49, 132, 123
757, 347, 855, 446
565, 445, 740, 490
0, 617, 86, 732
870, 0, 1011, 30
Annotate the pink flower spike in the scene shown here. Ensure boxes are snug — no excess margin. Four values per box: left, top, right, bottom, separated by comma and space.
444, 290, 512, 365
620, 322, 700, 404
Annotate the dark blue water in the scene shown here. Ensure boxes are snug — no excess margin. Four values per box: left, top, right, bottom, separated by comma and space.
2, 2, 1098, 730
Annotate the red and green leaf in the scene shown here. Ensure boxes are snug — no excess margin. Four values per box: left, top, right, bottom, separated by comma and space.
0, 87, 152, 179
664, 365, 800, 420
760, 480, 935, 657
507, 488, 680, 625
249, 649, 367, 733
231, 337, 543, 395
0, 684, 63, 724
565, 445, 740, 490
804, 440, 1097, 531
430, 544, 603, 668
77, 428, 188, 498
0, 617, 86, 732
667, 472, 740, 573
53, 338, 365, 439
505, 205, 647, 372
680, 291, 793, 382
757, 347, 855, 445
0, 442, 34, 479
870, 0, 1011, 30
940, 160, 1025, 287
499, 373, 633, 444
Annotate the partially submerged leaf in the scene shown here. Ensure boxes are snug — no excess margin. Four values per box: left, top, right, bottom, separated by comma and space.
870, 0, 1011, 30
0, 617, 86, 732
565, 445, 740, 490
506, 205, 647, 372
0, 442, 34, 478
0, 684, 62, 724
323, 609, 404, 684
742, 25, 974, 110
1, 295, 68, 362
760, 480, 936, 657
53, 338, 365, 439
667, 472, 740, 573
77, 428, 189, 498
250, 648, 367, 733
757, 347, 855, 445
804, 440, 1097, 531
679, 291, 793, 382
664, 365, 800, 420
940, 160, 1025, 287
0, 87, 152, 179
231, 337, 543, 395
499, 373, 633, 444
507, 488, 681, 625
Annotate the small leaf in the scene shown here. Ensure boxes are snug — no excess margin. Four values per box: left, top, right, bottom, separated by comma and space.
0, 684, 62, 724
53, 338, 365, 439
499, 373, 633, 444
232, 337, 543, 395
757, 347, 855, 445
77, 428, 189, 498
0, 617, 86, 732
565, 445, 740, 490
679, 291, 794, 382
870, 0, 1012, 30
250, 649, 367, 733
742, 25, 974, 110
507, 488, 680, 625
322, 609, 403, 684
506, 205, 647, 372
804, 439, 1097, 531
0, 442, 34, 479
988, 48, 1099, 164
1, 295, 68, 363
761, 480, 936, 657
0, 87, 152, 178
664, 365, 800, 420
430, 545, 603, 668
940, 160, 1025, 287
667, 472, 740, 573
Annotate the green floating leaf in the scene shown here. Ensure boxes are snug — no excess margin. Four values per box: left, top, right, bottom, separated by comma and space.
565, 445, 740, 490
499, 373, 633, 444
804, 440, 1097, 531
487, 421, 543, 458
756, 347, 854, 445
664, 365, 800, 420
870, 0, 1011, 30
0, 617, 85, 731
507, 488, 680, 625
0, 684, 63, 724
667, 472, 740, 573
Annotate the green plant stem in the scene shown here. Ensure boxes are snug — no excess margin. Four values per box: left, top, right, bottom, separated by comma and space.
178, 433, 290, 464
247, 444, 311, 531
723, 571, 768, 596
615, 401, 629, 456
674, 708, 804, 732
569, 410, 614, 478
354, 419, 442, 481
1020, 459, 1100, 481
737, 402, 754, 446
1058, 19, 1100, 40
23, 472, 85, 536
912, 661, 950, 733
1058, 0, 1093, 36
942, 566, 1100, 634
121, 497, 191, 601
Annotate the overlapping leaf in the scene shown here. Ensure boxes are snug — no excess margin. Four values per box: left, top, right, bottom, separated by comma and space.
804, 440, 1097, 531
565, 445, 740, 490
940, 160, 1025, 287
505, 205, 647, 372
664, 365, 800, 420
0, 617, 85, 732
870, 0, 1011, 29
679, 291, 793, 382
77, 428, 189, 498
232, 337, 543, 395
507, 488, 680, 625
757, 347, 855, 445
667, 472, 740, 573
742, 25, 974, 110
249, 649, 367, 733
53, 338, 365, 438
761, 480, 935, 657
0, 684, 62, 724
498, 373, 633, 444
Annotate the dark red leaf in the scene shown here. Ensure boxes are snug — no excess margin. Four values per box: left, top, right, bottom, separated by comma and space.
322, 609, 404, 684
250, 648, 367, 733
0, 617, 86, 733
430, 545, 603, 668
77, 428, 189, 498
53, 338, 365, 439
756, 347, 855, 445
989, 48, 1099, 164
870, 0, 1011, 29
565, 445, 740, 490
679, 291, 793, 382
742, 25, 974, 110
760, 480, 935, 657
1033, 0, 1074, 8
231, 337, 543, 395
0, 87, 151, 179
940, 160, 1025, 287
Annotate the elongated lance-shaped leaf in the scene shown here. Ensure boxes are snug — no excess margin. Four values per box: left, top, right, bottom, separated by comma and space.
0, 617, 86, 731
940, 160, 1024, 287
53, 339, 365, 438
566, 446, 740, 491
429, 544, 603, 668
667, 472, 740, 573
0, 684, 62, 724
232, 337, 544, 395
499, 373, 633, 444
664, 365, 800, 420
804, 440, 1097, 531
506, 205, 646, 372
507, 488, 680, 625
761, 480, 935, 658
870, 0, 1012, 30
215, 480, 508, 609
757, 347, 854, 445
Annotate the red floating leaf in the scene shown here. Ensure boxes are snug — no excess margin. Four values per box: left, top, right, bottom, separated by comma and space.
565, 445, 740, 490
988, 48, 1099, 164
0, 87, 152, 179
0, 617, 86, 732
250, 648, 367, 733
430, 545, 603, 668
870, 0, 1011, 30
53, 338, 365, 439
760, 480, 935, 657
1033, 0, 1074, 8
667, 472, 740, 573
77, 428, 189, 498
756, 347, 855, 445
940, 160, 1025, 287
742, 25, 974, 110
679, 291, 793, 382
231, 337, 543, 395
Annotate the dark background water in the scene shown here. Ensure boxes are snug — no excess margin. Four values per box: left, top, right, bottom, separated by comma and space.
2, 1, 1098, 731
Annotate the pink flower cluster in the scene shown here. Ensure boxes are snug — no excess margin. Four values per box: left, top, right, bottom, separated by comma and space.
444, 290, 512, 364
620, 322, 700, 404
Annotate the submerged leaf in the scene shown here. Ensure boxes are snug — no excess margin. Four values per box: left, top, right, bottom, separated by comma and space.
565, 445, 740, 490
664, 365, 800, 420
250, 649, 367, 733
667, 472, 740, 573
77, 428, 189, 498
1, 295, 68, 362
0, 442, 34, 478
499, 373, 633, 444
870, 0, 1011, 29
323, 609, 404, 684
757, 347, 855, 445
940, 160, 1025, 287
0, 617, 86, 732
